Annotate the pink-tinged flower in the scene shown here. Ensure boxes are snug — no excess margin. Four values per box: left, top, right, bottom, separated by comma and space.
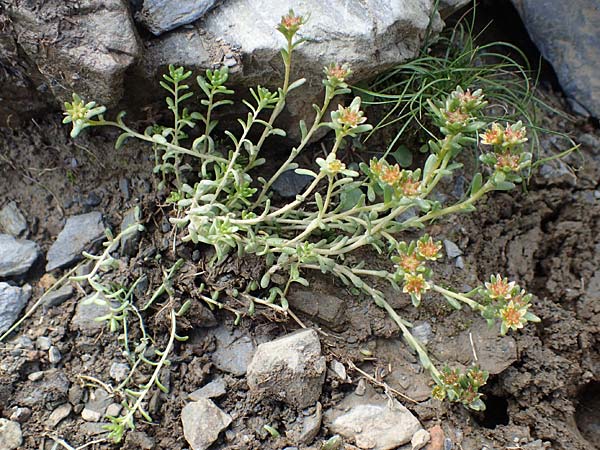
369, 159, 384, 176
380, 164, 401, 186
403, 273, 430, 300
277, 10, 305, 37
481, 123, 504, 146
503, 121, 528, 146
397, 252, 421, 273
337, 105, 366, 128
444, 109, 469, 124
325, 63, 351, 82
495, 152, 521, 172
400, 178, 421, 197
484, 274, 516, 300
457, 89, 477, 104
417, 237, 442, 260
499, 300, 527, 331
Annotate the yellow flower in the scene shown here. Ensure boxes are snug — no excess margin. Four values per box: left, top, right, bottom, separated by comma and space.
370, 159, 384, 176
499, 300, 527, 331
481, 123, 504, 146
328, 158, 345, 174
417, 237, 442, 260
403, 273, 430, 300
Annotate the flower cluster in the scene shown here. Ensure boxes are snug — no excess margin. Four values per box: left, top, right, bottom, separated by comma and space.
480, 274, 540, 335
277, 10, 306, 40
316, 152, 358, 178
369, 158, 422, 199
479, 121, 531, 175
324, 63, 351, 87
428, 86, 487, 136
392, 236, 442, 306
329, 96, 372, 138
432, 366, 489, 411
63, 93, 106, 138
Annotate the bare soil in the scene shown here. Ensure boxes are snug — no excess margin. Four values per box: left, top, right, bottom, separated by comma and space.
0, 87, 598, 450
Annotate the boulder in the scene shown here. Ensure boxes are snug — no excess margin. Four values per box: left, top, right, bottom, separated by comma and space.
246, 328, 326, 408
0, 283, 32, 335
0, 235, 40, 279
137, 0, 220, 35
4, 0, 140, 119
512, 0, 600, 117
46, 212, 105, 272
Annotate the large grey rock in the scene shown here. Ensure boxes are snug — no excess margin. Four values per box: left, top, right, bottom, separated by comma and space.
137, 0, 219, 35
512, 0, 600, 118
247, 328, 326, 408
0, 283, 32, 335
181, 399, 232, 450
5, 0, 139, 116
324, 387, 422, 450
136, 0, 445, 139
0, 235, 40, 278
0, 202, 28, 237
0, 419, 22, 450
46, 212, 105, 272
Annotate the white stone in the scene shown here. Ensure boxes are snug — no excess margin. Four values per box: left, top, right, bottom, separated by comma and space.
182, 399, 232, 450
0, 419, 23, 450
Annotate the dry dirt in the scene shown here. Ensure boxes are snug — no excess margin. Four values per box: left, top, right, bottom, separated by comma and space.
0, 87, 598, 450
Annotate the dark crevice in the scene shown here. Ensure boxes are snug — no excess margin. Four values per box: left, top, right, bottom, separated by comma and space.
575, 381, 600, 449
475, 393, 510, 429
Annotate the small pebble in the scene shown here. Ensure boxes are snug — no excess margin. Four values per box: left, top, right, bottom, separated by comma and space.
36, 336, 52, 351
411, 429, 430, 450
455, 256, 465, 269
28, 371, 44, 382
105, 403, 122, 417
81, 408, 102, 422
223, 58, 237, 67
109, 362, 130, 383
355, 378, 366, 396
119, 178, 131, 200
49, 346, 62, 364
14, 336, 34, 350
443, 239, 462, 258
48, 403, 72, 427
9, 407, 31, 423
330, 360, 347, 381
84, 192, 102, 207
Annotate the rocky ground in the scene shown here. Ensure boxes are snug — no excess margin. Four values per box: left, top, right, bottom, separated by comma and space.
0, 77, 598, 450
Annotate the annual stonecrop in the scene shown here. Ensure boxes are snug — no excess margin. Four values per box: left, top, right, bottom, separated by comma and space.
63, 93, 106, 138
480, 121, 532, 176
